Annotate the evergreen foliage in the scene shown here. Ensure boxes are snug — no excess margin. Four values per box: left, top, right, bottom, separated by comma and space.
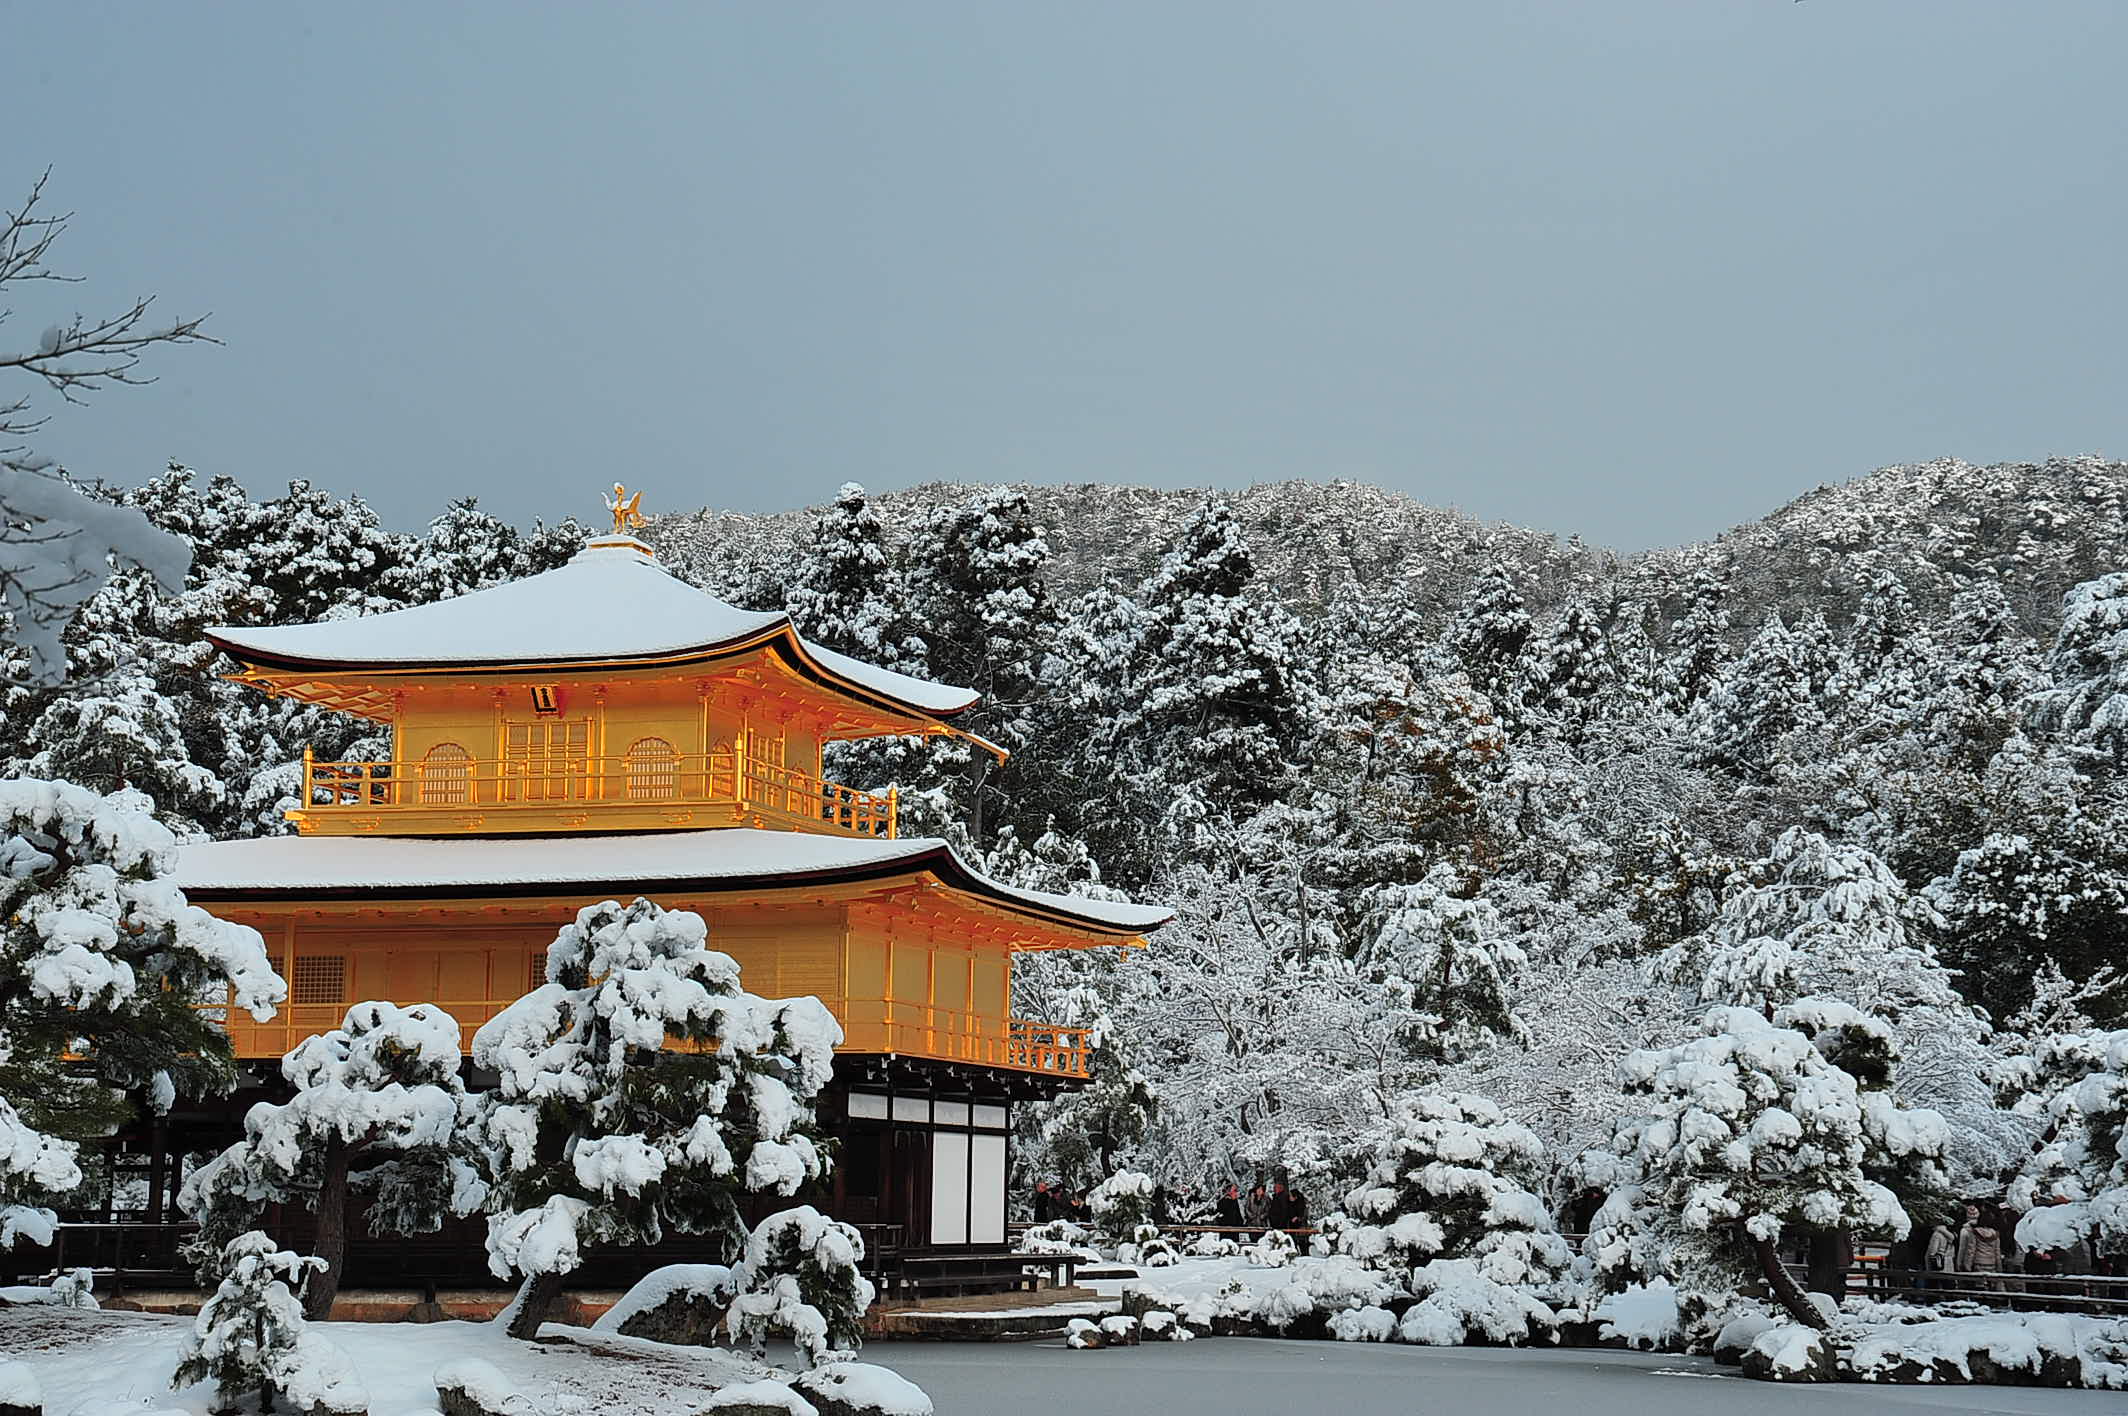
472, 897, 840, 1338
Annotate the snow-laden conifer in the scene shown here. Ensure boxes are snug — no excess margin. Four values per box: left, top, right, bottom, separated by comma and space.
473, 897, 841, 1338
724, 1205, 877, 1368
179, 1001, 485, 1316
171, 1231, 364, 1415
1336, 1089, 1570, 1345
1995, 1027, 2128, 1262
1589, 1001, 1947, 1330
2028, 571, 2128, 771
0, 779, 283, 1248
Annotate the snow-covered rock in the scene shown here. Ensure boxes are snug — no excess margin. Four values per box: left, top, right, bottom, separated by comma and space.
788, 1361, 933, 1416
1741, 1324, 1838, 1383
1847, 1314, 2118, 1388
435, 1357, 515, 1416
593, 1264, 735, 1346
0, 1358, 40, 1416
697, 1380, 819, 1416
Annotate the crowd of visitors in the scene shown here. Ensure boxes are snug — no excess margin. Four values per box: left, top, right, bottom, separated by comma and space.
1026, 1176, 1313, 1230
1918, 1196, 2109, 1287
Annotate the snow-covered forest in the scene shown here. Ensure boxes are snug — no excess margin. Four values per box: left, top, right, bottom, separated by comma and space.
6, 456, 2123, 1232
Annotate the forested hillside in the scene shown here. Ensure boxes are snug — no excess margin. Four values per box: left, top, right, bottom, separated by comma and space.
17, 454, 2128, 1210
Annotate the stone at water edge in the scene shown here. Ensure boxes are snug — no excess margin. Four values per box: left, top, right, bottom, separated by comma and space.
696, 1378, 820, 1416
789, 1362, 933, 1416
1098, 1315, 1140, 1347
1739, 1326, 1840, 1384
1711, 1311, 1779, 1366
1064, 1317, 1105, 1349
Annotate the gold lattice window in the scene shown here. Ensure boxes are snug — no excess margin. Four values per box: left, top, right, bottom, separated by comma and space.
527, 950, 547, 992
502, 718, 589, 801
418, 742, 472, 804
625, 736, 679, 801
292, 955, 346, 1006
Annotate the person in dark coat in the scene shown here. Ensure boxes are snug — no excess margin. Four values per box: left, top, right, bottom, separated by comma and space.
1266, 1182, 1294, 1229
1285, 1188, 1310, 1228
1215, 1183, 1243, 1227
1032, 1181, 1055, 1222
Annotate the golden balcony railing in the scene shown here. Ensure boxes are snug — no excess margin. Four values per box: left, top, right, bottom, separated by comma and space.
294, 747, 897, 838
202, 995, 1093, 1078
838, 1001, 1093, 1078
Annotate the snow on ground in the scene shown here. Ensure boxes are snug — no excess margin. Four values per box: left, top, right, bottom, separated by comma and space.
0, 1304, 778, 1415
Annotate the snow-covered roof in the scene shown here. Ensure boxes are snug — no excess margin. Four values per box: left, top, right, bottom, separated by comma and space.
205, 536, 976, 717
173, 828, 1172, 936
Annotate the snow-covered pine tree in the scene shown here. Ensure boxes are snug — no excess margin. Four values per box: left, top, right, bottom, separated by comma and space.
1312, 659, 1505, 893
724, 1206, 876, 1369
906, 486, 1061, 841
171, 1231, 359, 1415
12, 660, 226, 835
1692, 613, 1821, 772
181, 1001, 483, 1317
2028, 571, 2128, 773
1340, 1088, 1567, 1278
1994, 1027, 2128, 1265
1926, 735, 2128, 1027
1921, 579, 2044, 770
1658, 827, 1958, 1018
1447, 562, 1534, 728
1591, 1001, 1945, 1329
1354, 864, 1526, 1065
0, 780, 284, 1250
379, 497, 573, 605
785, 483, 923, 672
1660, 563, 1731, 717
473, 897, 841, 1338
1522, 591, 1614, 745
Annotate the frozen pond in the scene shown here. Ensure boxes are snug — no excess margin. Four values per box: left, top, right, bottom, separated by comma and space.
871, 1336, 2121, 1416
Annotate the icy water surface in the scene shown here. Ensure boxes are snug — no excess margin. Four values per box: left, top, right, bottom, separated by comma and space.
872, 1337, 2120, 1416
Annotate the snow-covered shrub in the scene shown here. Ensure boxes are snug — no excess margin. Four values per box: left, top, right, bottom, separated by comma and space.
1245, 1227, 1296, 1267
171, 1231, 363, 1414
1086, 1169, 1156, 1242
181, 999, 482, 1313
1997, 1028, 2128, 1262
1589, 1002, 1946, 1329
0, 780, 283, 1249
1338, 1087, 1571, 1325
473, 897, 841, 1338
1398, 1257, 1557, 1346
724, 1206, 876, 1369
46, 1265, 96, 1309
1593, 1280, 1682, 1351
1131, 1225, 1179, 1267
1184, 1230, 1238, 1258
1017, 1218, 1097, 1258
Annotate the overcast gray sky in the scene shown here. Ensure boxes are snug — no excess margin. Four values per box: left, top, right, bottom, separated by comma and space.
6, 2, 2124, 551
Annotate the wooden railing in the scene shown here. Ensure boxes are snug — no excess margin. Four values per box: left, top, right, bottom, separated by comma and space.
203, 996, 1093, 1078
298, 747, 897, 838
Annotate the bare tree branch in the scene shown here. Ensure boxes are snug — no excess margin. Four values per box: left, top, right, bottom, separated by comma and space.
0, 168, 219, 475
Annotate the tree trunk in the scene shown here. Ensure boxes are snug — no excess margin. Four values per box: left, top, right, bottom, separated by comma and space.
508, 1270, 565, 1340
1805, 1227, 1851, 1300
303, 1139, 353, 1321
1749, 1228, 1830, 1330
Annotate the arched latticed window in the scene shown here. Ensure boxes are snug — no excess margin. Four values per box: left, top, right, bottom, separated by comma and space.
626, 736, 679, 801
419, 742, 473, 804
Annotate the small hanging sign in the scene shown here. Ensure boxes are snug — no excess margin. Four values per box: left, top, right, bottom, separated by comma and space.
528, 684, 561, 715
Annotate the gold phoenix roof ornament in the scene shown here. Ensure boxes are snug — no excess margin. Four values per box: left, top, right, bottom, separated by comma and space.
605, 482, 647, 535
